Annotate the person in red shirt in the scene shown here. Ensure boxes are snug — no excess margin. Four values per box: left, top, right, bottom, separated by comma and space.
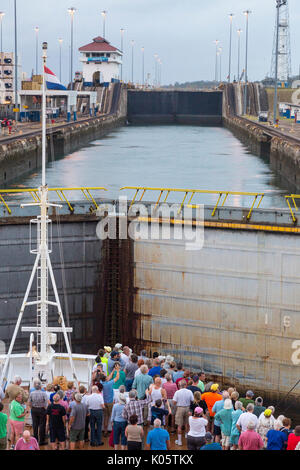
175, 370, 190, 389
162, 374, 177, 433
238, 422, 264, 450
287, 425, 300, 450
201, 384, 222, 433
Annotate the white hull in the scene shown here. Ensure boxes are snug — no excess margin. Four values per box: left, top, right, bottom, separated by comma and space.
0, 353, 95, 389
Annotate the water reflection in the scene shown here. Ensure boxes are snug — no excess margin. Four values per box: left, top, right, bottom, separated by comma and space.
11, 125, 290, 208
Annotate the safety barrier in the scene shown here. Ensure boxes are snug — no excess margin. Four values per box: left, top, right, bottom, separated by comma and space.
285, 195, 300, 223
0, 187, 107, 214
120, 186, 265, 220
2, 185, 300, 223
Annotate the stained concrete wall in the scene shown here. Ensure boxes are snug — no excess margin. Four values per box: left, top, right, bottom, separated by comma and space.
0, 216, 102, 354
133, 225, 300, 402
127, 90, 223, 125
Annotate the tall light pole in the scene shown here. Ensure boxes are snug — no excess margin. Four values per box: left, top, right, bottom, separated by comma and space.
141, 47, 145, 86
14, 0, 18, 118
101, 10, 107, 38
213, 40, 219, 82
68, 7, 76, 91
243, 10, 251, 115
131, 40, 134, 83
237, 29, 242, 82
228, 13, 234, 82
218, 47, 222, 82
154, 53, 158, 87
158, 59, 162, 87
58, 38, 63, 82
120, 28, 124, 81
34, 27, 39, 75
0, 12, 5, 54
274, 1, 287, 124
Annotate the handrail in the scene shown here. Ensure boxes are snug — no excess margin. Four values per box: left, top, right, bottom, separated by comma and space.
0, 187, 107, 214
120, 186, 265, 220
285, 195, 300, 223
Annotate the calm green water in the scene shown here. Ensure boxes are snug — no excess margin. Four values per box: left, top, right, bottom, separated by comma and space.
12, 125, 289, 208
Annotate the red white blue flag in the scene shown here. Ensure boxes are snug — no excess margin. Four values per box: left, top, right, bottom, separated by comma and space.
44, 66, 66, 90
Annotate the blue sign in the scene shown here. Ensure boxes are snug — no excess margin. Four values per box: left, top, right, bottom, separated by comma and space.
87, 57, 108, 62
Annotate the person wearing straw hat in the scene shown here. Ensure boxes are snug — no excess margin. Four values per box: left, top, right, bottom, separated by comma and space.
103, 346, 112, 359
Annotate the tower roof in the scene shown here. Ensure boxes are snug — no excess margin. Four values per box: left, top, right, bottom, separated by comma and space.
79, 36, 120, 53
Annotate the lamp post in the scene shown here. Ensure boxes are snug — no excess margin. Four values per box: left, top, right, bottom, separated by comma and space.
14, 0, 18, 118
213, 40, 219, 82
101, 11, 107, 38
131, 40, 134, 83
58, 38, 63, 82
228, 13, 234, 82
141, 47, 145, 87
218, 47, 222, 82
243, 10, 251, 115
154, 53, 158, 87
34, 27, 39, 75
120, 28, 124, 81
237, 29, 242, 82
158, 59, 162, 87
67, 7, 76, 91
0, 12, 5, 54
273, 0, 287, 125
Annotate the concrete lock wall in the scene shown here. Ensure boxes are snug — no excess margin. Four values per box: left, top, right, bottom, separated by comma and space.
0, 218, 103, 354
127, 90, 223, 125
133, 226, 300, 401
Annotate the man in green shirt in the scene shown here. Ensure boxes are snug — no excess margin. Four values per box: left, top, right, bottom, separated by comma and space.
9, 392, 28, 448
197, 372, 206, 393
0, 402, 8, 450
239, 390, 255, 410
132, 365, 153, 399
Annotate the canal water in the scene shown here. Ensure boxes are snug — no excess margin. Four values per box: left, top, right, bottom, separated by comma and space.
11, 124, 290, 208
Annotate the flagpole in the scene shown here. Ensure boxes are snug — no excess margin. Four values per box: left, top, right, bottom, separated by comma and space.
42, 43, 47, 187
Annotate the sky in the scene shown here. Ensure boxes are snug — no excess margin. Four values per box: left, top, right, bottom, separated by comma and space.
2, 0, 300, 85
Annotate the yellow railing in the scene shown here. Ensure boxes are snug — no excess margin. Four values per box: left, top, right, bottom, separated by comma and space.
0, 187, 107, 214
120, 186, 265, 220
285, 195, 300, 223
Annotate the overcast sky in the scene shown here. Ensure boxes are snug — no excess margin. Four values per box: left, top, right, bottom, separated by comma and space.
2, 0, 300, 85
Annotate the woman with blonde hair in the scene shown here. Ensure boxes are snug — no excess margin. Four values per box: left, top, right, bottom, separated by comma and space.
190, 391, 208, 418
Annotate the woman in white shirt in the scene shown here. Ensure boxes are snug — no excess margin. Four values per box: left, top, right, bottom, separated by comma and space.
187, 407, 208, 450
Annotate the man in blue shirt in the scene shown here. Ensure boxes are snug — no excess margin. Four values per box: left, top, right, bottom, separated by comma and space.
107, 351, 126, 374
212, 391, 229, 443
100, 370, 119, 436
200, 432, 222, 450
146, 419, 170, 450
266, 427, 286, 450
172, 363, 184, 383
148, 359, 162, 378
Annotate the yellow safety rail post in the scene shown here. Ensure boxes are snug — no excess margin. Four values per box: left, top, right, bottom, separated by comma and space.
285, 195, 300, 223
120, 187, 265, 221
0, 187, 107, 215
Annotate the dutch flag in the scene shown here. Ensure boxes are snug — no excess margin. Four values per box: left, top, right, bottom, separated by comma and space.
44, 66, 66, 90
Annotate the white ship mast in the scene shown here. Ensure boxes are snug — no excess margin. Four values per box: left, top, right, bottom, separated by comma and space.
0, 42, 78, 387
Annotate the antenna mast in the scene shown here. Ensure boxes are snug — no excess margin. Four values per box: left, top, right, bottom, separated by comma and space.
271, 0, 292, 83
0, 42, 78, 387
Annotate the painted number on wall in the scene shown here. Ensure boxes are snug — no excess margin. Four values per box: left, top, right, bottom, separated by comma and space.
291, 340, 300, 365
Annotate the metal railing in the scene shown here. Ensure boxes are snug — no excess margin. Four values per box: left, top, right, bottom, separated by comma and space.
2, 185, 300, 224
285, 195, 300, 223
0, 187, 107, 214
120, 186, 265, 220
